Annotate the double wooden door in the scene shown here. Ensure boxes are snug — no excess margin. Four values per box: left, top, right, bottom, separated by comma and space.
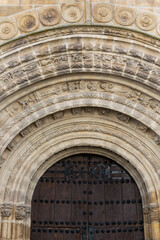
31, 154, 144, 240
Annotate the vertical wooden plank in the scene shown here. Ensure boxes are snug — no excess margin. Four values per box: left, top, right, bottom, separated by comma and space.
54, 180, 71, 225
121, 179, 137, 224
71, 156, 88, 226
88, 155, 105, 225
31, 180, 40, 227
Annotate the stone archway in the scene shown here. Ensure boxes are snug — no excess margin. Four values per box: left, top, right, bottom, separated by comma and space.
30, 153, 145, 240
0, 23, 160, 240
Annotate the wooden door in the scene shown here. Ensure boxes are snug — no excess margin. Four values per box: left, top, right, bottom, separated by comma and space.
31, 154, 144, 240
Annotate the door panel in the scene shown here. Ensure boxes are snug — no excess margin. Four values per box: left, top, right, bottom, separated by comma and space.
31, 154, 144, 240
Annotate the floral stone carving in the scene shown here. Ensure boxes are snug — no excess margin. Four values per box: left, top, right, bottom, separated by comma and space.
0, 21, 17, 40
62, 4, 83, 23
38, 7, 60, 26
92, 4, 113, 23
17, 14, 39, 32
114, 7, 136, 26
136, 12, 157, 31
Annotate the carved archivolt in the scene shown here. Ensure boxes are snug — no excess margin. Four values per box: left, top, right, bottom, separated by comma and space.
1, 77, 160, 155
1, 30, 160, 103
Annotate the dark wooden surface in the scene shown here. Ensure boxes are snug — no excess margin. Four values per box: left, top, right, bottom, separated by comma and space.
31, 154, 144, 240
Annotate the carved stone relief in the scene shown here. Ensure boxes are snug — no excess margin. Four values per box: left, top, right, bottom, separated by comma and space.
114, 7, 136, 26
1, 203, 12, 217
4, 122, 160, 191
0, 79, 160, 152
136, 12, 157, 31
0, 21, 17, 40
17, 13, 39, 32
117, 113, 130, 123
143, 205, 160, 222
38, 7, 60, 26
2, 43, 160, 98
20, 127, 30, 138
35, 119, 45, 128
62, 4, 83, 23
152, 134, 160, 145
0, 5, 160, 43
15, 205, 31, 220
92, 4, 113, 23
1, 106, 158, 173
137, 122, 148, 133
53, 111, 64, 120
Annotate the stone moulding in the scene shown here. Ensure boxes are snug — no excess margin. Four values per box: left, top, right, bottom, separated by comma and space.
0, 3, 160, 44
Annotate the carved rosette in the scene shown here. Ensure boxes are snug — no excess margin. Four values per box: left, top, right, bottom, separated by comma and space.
136, 12, 157, 31
0, 21, 17, 40
17, 14, 39, 32
62, 4, 83, 23
38, 7, 60, 26
1, 203, 12, 217
114, 7, 136, 26
92, 4, 113, 23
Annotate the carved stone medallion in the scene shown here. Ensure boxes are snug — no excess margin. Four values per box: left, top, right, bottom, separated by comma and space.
136, 12, 157, 31
62, 4, 83, 23
92, 4, 113, 23
38, 7, 60, 26
114, 7, 136, 26
0, 21, 17, 40
17, 14, 39, 32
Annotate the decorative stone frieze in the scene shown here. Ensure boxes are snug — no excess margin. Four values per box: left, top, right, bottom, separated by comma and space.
0, 4, 160, 43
